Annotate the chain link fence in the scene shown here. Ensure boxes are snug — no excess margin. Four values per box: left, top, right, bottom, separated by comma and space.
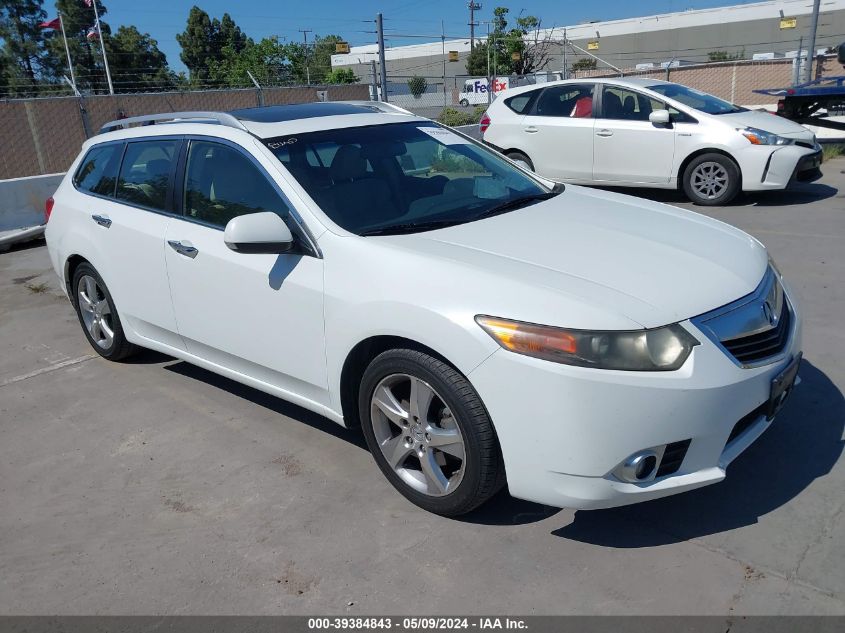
0, 83, 369, 180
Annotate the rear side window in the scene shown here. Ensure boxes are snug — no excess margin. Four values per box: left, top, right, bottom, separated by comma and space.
183, 141, 289, 228
115, 139, 179, 211
535, 84, 595, 118
505, 91, 538, 114
73, 144, 122, 196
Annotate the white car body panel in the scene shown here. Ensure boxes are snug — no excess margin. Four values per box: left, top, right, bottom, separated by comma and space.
45, 107, 803, 510
483, 77, 821, 193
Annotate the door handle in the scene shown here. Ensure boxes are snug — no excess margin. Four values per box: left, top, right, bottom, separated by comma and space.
524, 126, 539, 133
91, 214, 112, 228
596, 129, 613, 137
168, 240, 198, 259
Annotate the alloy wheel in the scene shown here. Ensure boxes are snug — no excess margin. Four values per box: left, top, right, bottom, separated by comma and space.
77, 274, 114, 349
690, 161, 729, 200
370, 373, 465, 497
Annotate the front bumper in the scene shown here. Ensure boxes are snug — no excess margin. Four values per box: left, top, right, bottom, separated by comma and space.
741, 144, 822, 191
468, 308, 802, 510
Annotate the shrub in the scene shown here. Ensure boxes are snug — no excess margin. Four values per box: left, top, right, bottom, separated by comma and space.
407, 75, 428, 98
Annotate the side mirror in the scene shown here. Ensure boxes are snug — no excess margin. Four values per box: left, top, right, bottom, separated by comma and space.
649, 109, 671, 125
224, 211, 294, 254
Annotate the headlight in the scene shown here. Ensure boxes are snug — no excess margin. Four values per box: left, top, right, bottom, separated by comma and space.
476, 316, 699, 371
740, 127, 794, 146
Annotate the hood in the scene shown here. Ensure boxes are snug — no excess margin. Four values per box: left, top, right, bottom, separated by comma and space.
382, 186, 768, 329
717, 110, 815, 140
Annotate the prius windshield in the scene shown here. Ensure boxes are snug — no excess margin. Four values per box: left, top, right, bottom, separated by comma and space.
647, 83, 746, 115
264, 122, 553, 235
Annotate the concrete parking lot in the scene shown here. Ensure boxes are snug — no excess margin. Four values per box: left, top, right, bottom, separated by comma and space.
1, 159, 843, 615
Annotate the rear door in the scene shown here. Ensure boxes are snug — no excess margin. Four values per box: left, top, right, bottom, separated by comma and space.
163, 138, 328, 405
519, 83, 596, 181
592, 85, 676, 184
73, 137, 185, 350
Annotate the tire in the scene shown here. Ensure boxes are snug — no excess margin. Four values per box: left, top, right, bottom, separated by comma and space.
359, 349, 505, 516
459, 98, 470, 107
71, 262, 138, 361
682, 153, 741, 206
506, 151, 534, 172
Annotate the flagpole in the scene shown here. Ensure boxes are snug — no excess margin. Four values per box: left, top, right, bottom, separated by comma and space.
90, 0, 114, 95
58, 14, 77, 91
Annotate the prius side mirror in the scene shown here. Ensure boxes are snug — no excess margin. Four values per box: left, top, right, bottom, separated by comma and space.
649, 110, 671, 126
224, 211, 294, 254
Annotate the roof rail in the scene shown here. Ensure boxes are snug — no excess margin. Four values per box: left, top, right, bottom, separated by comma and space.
337, 100, 416, 116
99, 111, 249, 135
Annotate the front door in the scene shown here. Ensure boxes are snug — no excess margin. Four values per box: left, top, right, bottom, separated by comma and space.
519, 83, 596, 181
592, 85, 676, 184
164, 139, 328, 406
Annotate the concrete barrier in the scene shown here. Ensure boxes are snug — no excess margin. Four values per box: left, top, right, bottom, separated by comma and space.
0, 173, 64, 250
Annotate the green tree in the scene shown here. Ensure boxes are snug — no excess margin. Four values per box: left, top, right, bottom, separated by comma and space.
106, 25, 174, 91
324, 67, 358, 84
465, 40, 490, 76
176, 6, 217, 82
311, 34, 343, 82
505, 14, 553, 75
47, 0, 112, 93
215, 13, 249, 57
571, 57, 597, 73
208, 36, 287, 86
407, 75, 427, 97
0, 0, 49, 94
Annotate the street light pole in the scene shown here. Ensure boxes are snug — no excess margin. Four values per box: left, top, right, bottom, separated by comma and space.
804, 0, 822, 82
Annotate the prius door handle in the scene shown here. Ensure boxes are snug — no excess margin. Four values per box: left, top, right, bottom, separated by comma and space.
596, 129, 614, 137
168, 240, 198, 259
91, 214, 112, 228
524, 126, 539, 133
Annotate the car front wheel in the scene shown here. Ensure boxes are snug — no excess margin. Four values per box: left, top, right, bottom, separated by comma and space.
682, 153, 741, 206
506, 151, 534, 172
359, 349, 505, 516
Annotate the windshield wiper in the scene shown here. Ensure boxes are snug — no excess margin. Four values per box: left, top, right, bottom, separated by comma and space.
471, 191, 558, 221
359, 218, 470, 236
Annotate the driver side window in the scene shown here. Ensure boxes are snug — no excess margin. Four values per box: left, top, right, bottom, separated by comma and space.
183, 141, 289, 228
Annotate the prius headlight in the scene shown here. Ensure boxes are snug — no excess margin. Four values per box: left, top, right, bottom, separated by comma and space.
476, 316, 699, 371
740, 127, 794, 146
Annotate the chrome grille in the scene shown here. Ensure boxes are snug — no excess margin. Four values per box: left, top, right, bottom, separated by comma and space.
691, 267, 794, 368
722, 300, 790, 363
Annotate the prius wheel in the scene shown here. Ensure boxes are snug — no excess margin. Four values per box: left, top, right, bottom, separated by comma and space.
72, 263, 137, 361
359, 349, 505, 516
683, 153, 740, 206
506, 151, 534, 172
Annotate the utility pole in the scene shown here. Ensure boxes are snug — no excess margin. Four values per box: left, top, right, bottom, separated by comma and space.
442, 20, 448, 107
370, 60, 378, 100
376, 13, 388, 102
804, 0, 821, 82
561, 28, 568, 79
298, 29, 313, 85
468, 2, 482, 49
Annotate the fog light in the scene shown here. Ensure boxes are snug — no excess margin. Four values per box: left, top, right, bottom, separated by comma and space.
620, 450, 658, 482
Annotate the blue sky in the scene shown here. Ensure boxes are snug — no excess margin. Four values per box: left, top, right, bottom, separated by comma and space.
94, 0, 759, 73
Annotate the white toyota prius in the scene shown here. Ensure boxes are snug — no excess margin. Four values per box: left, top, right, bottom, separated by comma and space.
482, 78, 823, 205
45, 102, 802, 516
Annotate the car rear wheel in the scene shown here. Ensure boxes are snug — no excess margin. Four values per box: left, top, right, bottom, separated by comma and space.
682, 153, 740, 206
506, 151, 534, 172
72, 263, 138, 361
359, 349, 505, 516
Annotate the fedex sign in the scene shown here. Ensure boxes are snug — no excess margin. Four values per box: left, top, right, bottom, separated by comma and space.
465, 78, 509, 94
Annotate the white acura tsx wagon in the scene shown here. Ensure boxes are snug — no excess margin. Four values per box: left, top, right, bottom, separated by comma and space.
45, 102, 802, 516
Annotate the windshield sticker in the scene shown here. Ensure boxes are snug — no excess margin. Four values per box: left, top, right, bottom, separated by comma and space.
418, 127, 470, 145
267, 138, 297, 149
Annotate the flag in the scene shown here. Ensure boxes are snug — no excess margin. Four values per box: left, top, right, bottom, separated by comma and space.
38, 17, 61, 30
83, 0, 94, 7
86, 26, 99, 40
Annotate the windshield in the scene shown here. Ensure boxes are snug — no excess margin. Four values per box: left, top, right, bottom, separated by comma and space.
264, 122, 552, 235
647, 83, 746, 115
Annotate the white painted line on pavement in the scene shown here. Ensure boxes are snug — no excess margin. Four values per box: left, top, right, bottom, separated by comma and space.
0, 355, 96, 388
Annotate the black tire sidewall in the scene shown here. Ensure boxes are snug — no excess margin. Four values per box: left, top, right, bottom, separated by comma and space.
683, 153, 740, 205
71, 263, 128, 360
358, 350, 495, 516
506, 151, 534, 171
